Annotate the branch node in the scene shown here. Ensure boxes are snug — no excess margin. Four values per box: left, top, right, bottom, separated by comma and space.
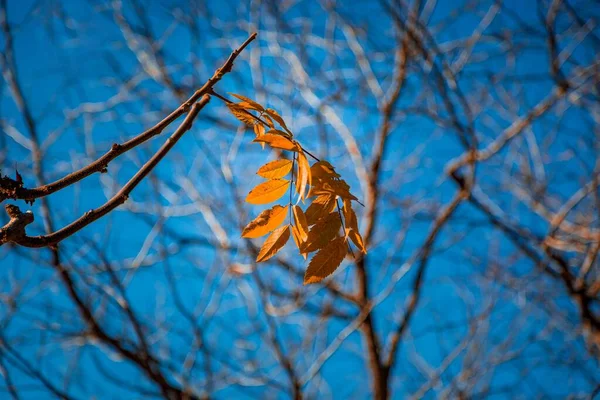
0, 204, 34, 246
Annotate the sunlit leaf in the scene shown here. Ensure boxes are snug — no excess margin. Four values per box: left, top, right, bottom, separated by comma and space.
304, 212, 341, 253
265, 108, 290, 133
304, 236, 347, 284
262, 114, 275, 129
227, 103, 256, 125
343, 198, 358, 233
253, 123, 265, 137
291, 224, 308, 259
342, 199, 366, 253
257, 159, 293, 179
292, 205, 309, 242
310, 177, 358, 200
254, 134, 300, 151
256, 225, 290, 262
241, 205, 288, 238
246, 179, 290, 204
295, 152, 311, 201
311, 161, 340, 179
348, 229, 367, 254
229, 93, 264, 111
305, 195, 337, 225
265, 129, 292, 138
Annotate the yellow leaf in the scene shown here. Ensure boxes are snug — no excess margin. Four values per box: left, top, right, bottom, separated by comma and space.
254, 134, 300, 151
311, 161, 340, 179
257, 159, 293, 179
295, 152, 311, 201
291, 224, 308, 259
227, 103, 256, 125
292, 205, 309, 241
265, 108, 290, 133
256, 225, 290, 262
304, 213, 342, 253
241, 205, 288, 238
305, 195, 336, 225
304, 236, 347, 284
246, 179, 290, 205
348, 229, 367, 254
229, 93, 264, 111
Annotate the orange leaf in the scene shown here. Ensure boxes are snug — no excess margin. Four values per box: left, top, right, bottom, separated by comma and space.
253, 123, 265, 137
311, 161, 340, 179
257, 159, 293, 179
265, 108, 290, 133
304, 213, 342, 253
305, 195, 337, 225
265, 129, 292, 137
256, 225, 290, 262
254, 134, 300, 151
227, 103, 256, 125
292, 205, 309, 241
295, 152, 311, 201
310, 177, 357, 200
343, 198, 358, 233
304, 236, 347, 284
348, 229, 367, 254
246, 179, 290, 205
229, 93, 264, 111
241, 205, 288, 238
291, 224, 308, 259
262, 114, 275, 129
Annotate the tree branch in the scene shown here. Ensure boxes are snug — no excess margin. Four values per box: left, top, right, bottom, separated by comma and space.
1, 95, 210, 248
0, 33, 257, 203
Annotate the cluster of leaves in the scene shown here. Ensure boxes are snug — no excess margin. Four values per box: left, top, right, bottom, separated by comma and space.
226, 94, 367, 284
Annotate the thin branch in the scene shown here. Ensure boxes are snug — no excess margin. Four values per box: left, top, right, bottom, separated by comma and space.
0, 33, 257, 203
1, 95, 210, 248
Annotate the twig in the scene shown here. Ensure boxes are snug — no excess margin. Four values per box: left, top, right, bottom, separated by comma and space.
0, 33, 257, 203
0, 96, 210, 248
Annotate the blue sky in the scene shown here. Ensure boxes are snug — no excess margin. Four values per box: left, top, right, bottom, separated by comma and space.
1, 0, 599, 398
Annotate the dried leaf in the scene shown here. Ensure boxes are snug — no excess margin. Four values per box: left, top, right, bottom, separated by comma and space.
295, 152, 311, 201
304, 213, 342, 253
254, 124, 266, 149
257, 159, 293, 179
229, 93, 264, 111
305, 195, 337, 225
304, 236, 347, 284
310, 177, 358, 200
254, 134, 300, 151
348, 229, 367, 254
311, 161, 340, 179
265, 108, 290, 132
262, 114, 275, 129
227, 103, 256, 125
256, 225, 290, 262
291, 224, 308, 259
241, 205, 289, 238
253, 123, 265, 137
343, 198, 358, 233
246, 179, 290, 205
292, 205, 309, 241
342, 199, 366, 253
265, 129, 293, 138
